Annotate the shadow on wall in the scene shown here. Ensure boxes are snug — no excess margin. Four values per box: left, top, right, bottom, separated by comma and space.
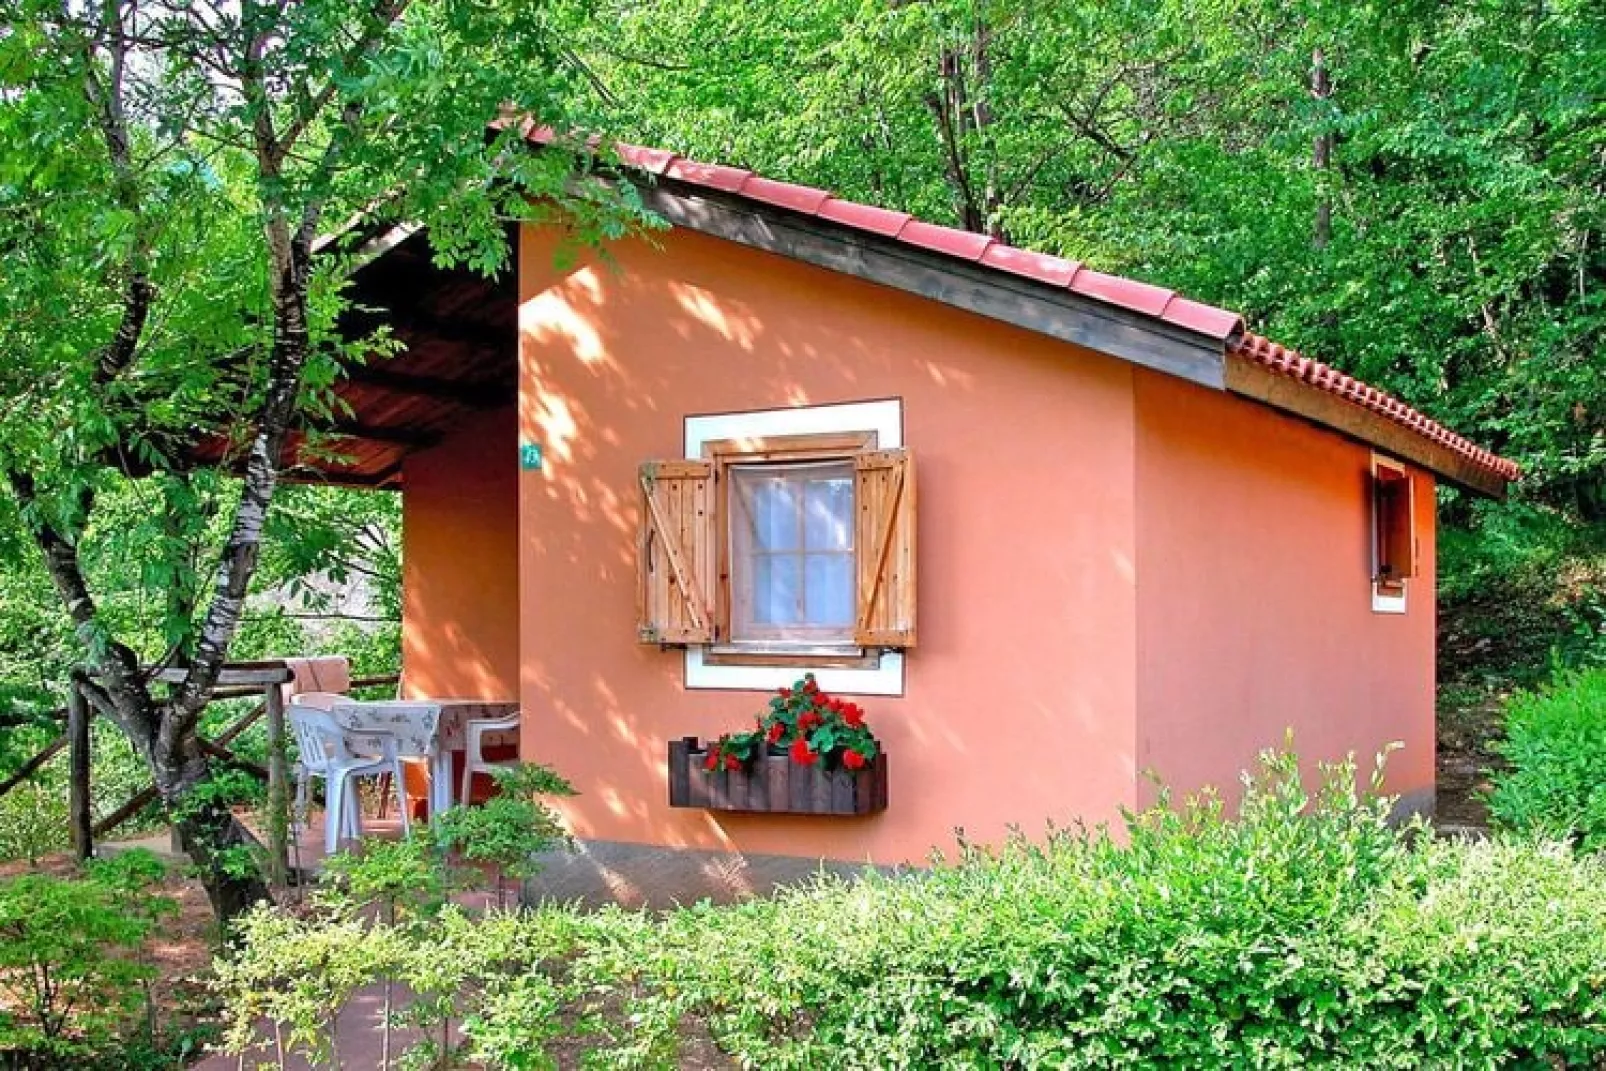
402, 403, 521, 702
509, 224, 1144, 859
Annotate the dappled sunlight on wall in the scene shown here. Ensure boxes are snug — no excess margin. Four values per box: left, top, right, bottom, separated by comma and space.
513, 224, 1141, 866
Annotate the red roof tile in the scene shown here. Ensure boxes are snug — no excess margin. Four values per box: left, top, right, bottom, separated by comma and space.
979, 245, 1082, 287
816, 198, 911, 237
1067, 269, 1176, 319
662, 158, 751, 193
507, 125, 1516, 488
1231, 333, 1519, 483
896, 220, 995, 261
613, 142, 679, 175
736, 176, 833, 215
1159, 297, 1243, 339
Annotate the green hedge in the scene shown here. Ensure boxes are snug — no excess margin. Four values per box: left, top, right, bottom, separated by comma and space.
1487, 668, 1606, 850
220, 751, 1606, 1068
553, 753, 1606, 1069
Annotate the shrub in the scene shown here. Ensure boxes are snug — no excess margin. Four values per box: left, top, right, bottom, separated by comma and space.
0, 850, 176, 1062
435, 762, 576, 909
1486, 668, 1606, 849
564, 750, 1606, 1069
215, 750, 1606, 1068
0, 781, 68, 865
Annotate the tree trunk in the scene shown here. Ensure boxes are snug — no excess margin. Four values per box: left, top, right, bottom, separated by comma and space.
152, 725, 272, 921
1312, 48, 1333, 250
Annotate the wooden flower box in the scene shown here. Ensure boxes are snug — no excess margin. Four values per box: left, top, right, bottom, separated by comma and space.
667, 737, 888, 815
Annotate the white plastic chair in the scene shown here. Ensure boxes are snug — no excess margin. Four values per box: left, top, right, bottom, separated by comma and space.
287, 704, 409, 855
460, 711, 522, 804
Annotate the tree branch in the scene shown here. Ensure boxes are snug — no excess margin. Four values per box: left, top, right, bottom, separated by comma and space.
4, 471, 153, 741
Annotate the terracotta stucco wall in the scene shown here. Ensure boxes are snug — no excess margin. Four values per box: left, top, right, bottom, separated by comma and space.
516, 224, 1140, 865
1133, 370, 1437, 813
400, 405, 521, 701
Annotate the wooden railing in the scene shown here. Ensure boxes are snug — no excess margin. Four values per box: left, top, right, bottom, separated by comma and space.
0, 666, 400, 878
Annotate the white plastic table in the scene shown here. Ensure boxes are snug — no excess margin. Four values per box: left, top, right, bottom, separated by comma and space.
332, 698, 518, 816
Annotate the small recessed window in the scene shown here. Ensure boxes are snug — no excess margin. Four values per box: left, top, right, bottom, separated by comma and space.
1372, 457, 1415, 610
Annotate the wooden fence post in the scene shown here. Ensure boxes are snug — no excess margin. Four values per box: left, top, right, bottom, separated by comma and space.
66, 681, 92, 863
263, 682, 289, 885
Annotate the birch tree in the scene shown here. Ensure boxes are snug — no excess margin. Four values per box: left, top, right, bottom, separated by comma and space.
0, 0, 636, 919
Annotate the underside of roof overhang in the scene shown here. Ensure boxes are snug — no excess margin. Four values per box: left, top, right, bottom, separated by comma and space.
189, 227, 517, 490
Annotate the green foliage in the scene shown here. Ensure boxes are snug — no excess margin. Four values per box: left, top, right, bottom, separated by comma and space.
1487, 669, 1606, 849
213, 905, 396, 1066
318, 826, 452, 922
0, 782, 67, 866
0, 849, 175, 1061
436, 763, 578, 907
214, 752, 1606, 1067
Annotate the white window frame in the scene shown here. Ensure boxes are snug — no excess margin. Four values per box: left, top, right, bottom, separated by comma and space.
684, 399, 906, 695
1370, 453, 1408, 615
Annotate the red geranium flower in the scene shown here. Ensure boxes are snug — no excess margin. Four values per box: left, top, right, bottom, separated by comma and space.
803, 677, 818, 694
789, 737, 819, 766
703, 751, 719, 771
842, 749, 867, 770
767, 721, 785, 744
842, 704, 864, 729
778, 687, 791, 698
724, 753, 742, 772
798, 711, 822, 732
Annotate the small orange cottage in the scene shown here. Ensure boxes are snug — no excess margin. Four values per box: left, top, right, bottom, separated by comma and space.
320, 133, 1517, 870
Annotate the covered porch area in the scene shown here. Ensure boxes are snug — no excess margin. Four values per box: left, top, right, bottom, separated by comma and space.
266, 227, 524, 770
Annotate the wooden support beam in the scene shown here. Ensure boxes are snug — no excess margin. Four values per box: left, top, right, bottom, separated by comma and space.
198, 739, 271, 782
264, 683, 290, 886
151, 664, 295, 686
67, 684, 92, 862
301, 419, 441, 450
0, 727, 66, 799
344, 304, 512, 357
92, 786, 155, 839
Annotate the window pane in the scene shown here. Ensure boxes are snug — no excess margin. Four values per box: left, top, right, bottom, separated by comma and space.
729, 460, 857, 643
803, 477, 853, 550
750, 479, 799, 551
751, 555, 801, 625
804, 554, 854, 625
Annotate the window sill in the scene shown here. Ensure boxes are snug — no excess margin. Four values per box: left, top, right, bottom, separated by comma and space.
703, 644, 880, 670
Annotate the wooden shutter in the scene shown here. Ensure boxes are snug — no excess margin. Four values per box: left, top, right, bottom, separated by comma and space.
854, 448, 917, 648
637, 460, 716, 645
1374, 464, 1417, 582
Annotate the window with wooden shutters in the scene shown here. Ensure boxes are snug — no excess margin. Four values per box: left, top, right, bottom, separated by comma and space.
638, 425, 917, 666
1372, 457, 1415, 607
637, 460, 716, 644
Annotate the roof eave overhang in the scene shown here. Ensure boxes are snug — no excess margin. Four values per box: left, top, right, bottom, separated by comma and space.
1224, 355, 1508, 499
635, 177, 1231, 391
635, 176, 1513, 498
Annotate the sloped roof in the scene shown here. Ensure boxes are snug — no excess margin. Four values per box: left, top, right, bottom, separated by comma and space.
502, 119, 1517, 494
1231, 332, 1519, 482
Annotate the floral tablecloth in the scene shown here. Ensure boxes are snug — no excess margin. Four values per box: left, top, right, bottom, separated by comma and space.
330, 699, 518, 757
329, 698, 519, 814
